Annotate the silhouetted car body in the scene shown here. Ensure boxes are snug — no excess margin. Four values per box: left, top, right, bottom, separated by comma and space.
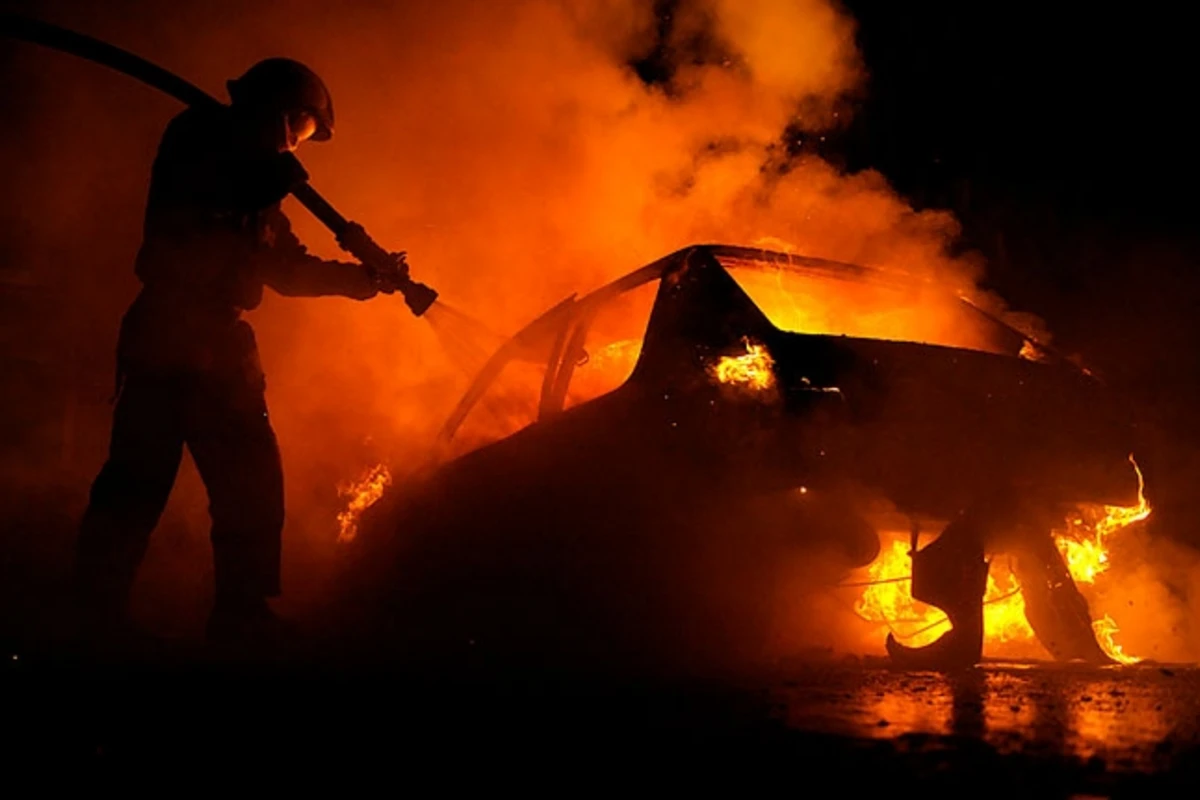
338, 246, 1140, 675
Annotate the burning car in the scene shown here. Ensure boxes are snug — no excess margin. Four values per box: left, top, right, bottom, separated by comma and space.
335, 245, 1148, 674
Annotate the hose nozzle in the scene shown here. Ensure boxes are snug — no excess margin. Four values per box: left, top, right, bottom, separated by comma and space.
401, 279, 439, 317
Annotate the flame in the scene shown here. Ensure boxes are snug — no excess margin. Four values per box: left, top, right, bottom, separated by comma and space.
728, 263, 1006, 354
710, 337, 776, 390
1092, 614, 1139, 665
1095, 457, 1153, 537
854, 457, 1152, 662
1018, 340, 1044, 362
1056, 533, 1110, 584
1050, 456, 1151, 662
854, 538, 1034, 650
1058, 456, 1152, 571
336, 463, 392, 543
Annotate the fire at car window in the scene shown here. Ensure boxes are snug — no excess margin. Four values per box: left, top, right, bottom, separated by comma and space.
720, 254, 1011, 354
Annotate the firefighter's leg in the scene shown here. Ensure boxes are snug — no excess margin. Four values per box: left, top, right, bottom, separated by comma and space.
184, 375, 285, 629
886, 511, 989, 669
74, 376, 184, 628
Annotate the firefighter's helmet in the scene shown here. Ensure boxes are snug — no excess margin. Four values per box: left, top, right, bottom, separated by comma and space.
227, 58, 334, 142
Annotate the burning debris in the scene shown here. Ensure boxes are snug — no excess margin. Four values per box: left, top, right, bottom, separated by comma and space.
337, 464, 391, 543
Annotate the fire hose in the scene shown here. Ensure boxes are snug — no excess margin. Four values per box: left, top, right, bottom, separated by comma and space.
1, 13, 438, 317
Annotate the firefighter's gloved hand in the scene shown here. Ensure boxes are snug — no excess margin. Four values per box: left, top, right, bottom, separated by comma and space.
386, 250, 410, 285
337, 221, 410, 292
368, 251, 410, 295
346, 264, 383, 300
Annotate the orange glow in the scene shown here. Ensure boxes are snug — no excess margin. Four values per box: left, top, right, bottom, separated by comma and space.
561, 338, 645, 411
854, 458, 1152, 661
1018, 340, 1044, 361
710, 337, 776, 390
730, 263, 1006, 353
336, 463, 392, 543
1057, 533, 1111, 585
8, 0, 1084, 629
1094, 457, 1153, 538
1056, 457, 1151, 583
854, 537, 1034, 650
983, 563, 1038, 647
854, 540, 926, 640
1052, 456, 1151, 661
1092, 615, 1139, 665
585, 338, 643, 371
260, 0, 1045, 576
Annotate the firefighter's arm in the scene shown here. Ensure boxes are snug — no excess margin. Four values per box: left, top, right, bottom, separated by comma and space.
257, 208, 380, 299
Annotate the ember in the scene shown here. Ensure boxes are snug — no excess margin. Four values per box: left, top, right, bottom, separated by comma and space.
711, 337, 775, 391
336, 464, 391, 543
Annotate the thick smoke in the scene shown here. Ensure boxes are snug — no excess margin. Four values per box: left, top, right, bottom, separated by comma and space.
7, 0, 1159, 656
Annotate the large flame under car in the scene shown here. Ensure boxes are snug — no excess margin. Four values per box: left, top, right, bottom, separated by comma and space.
333, 245, 1148, 673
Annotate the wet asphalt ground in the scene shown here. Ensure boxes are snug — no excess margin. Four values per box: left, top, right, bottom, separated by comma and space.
2, 646, 1196, 794
769, 659, 1200, 794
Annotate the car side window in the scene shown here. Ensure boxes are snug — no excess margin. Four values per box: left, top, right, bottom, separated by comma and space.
560, 280, 659, 411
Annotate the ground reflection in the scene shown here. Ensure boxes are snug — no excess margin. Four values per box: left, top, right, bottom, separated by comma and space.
773, 663, 1197, 771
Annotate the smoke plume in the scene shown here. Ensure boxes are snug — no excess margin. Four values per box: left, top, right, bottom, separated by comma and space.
1, 0, 1057, 637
